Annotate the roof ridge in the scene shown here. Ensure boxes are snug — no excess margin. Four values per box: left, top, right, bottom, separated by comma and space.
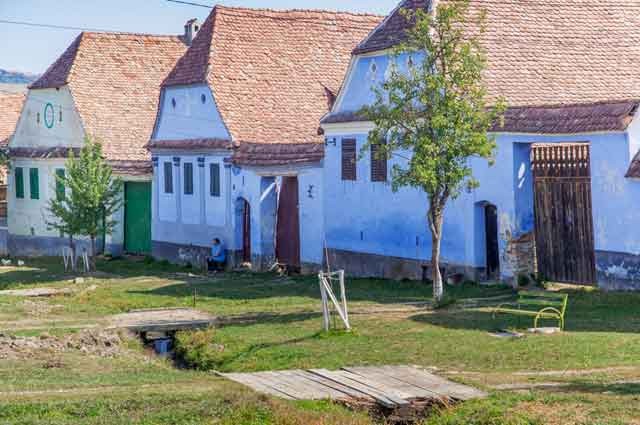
29, 33, 83, 89
81, 31, 184, 40
507, 99, 640, 110
215, 4, 383, 19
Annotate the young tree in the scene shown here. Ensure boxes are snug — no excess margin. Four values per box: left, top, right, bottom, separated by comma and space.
47, 138, 123, 271
361, 0, 506, 301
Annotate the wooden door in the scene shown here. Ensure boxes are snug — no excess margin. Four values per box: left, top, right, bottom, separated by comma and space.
242, 199, 251, 263
124, 182, 152, 254
532, 143, 596, 285
276, 176, 301, 269
485, 204, 500, 279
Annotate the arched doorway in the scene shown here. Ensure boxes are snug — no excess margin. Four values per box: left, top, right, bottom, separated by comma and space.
235, 197, 251, 264
484, 204, 500, 279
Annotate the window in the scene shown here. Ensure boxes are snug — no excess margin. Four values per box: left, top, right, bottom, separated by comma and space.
371, 140, 387, 182
163, 162, 173, 194
29, 168, 39, 200
55, 169, 65, 200
210, 163, 220, 197
184, 162, 194, 195
341, 138, 357, 181
201, 93, 206, 104
171, 98, 177, 108
15, 167, 24, 199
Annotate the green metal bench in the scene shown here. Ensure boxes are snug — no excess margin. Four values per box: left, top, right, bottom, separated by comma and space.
492, 290, 568, 330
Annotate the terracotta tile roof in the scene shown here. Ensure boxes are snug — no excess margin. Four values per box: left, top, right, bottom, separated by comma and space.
161, 6, 381, 165
232, 142, 324, 166
626, 152, 640, 178
354, 0, 429, 55
496, 101, 639, 134
0, 93, 25, 147
352, 0, 640, 107
322, 100, 640, 134
147, 138, 232, 150
9, 146, 80, 159
29, 32, 187, 166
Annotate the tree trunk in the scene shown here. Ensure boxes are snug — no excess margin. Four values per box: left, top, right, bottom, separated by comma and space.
69, 235, 76, 272
428, 202, 445, 302
90, 235, 96, 272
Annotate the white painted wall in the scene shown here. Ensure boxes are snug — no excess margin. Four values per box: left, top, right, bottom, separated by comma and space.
12, 87, 85, 149
153, 85, 230, 141
9, 158, 64, 237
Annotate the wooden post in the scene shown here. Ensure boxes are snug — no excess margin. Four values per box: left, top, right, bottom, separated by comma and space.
318, 273, 330, 332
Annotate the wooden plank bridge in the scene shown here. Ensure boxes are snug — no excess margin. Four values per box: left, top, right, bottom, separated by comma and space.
220, 365, 486, 409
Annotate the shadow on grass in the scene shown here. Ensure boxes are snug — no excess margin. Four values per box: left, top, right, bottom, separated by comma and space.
0, 256, 191, 291
130, 278, 513, 307
218, 311, 323, 327
563, 381, 640, 395
410, 287, 640, 333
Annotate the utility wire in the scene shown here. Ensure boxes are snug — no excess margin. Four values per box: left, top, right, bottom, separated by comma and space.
0, 19, 123, 33
166, 0, 213, 8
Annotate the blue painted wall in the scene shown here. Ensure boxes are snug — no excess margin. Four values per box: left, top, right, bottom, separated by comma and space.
324, 51, 640, 283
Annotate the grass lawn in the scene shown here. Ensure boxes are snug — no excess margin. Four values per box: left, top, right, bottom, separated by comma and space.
1, 257, 640, 424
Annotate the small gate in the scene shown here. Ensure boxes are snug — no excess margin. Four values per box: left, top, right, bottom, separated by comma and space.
531, 143, 596, 285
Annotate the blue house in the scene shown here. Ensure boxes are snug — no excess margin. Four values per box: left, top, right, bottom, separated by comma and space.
148, 7, 380, 271
320, 0, 640, 290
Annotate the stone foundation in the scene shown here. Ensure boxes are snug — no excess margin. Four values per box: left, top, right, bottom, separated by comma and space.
325, 248, 483, 281
596, 250, 640, 291
9, 233, 121, 258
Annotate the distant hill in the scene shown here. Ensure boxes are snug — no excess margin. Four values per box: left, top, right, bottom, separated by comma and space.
0, 69, 39, 85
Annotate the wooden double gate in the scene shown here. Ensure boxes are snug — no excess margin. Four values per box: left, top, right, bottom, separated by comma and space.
531, 143, 596, 285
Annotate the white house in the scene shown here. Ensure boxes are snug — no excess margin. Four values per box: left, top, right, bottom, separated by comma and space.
8, 30, 187, 256
148, 6, 381, 272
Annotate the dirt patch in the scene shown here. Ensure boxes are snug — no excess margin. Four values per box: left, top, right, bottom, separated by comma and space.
21, 300, 65, 316
0, 284, 97, 298
0, 330, 124, 360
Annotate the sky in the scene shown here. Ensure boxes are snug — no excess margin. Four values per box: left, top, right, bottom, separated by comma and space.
0, 0, 398, 75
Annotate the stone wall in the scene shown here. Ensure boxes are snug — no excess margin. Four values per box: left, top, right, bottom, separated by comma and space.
503, 232, 536, 284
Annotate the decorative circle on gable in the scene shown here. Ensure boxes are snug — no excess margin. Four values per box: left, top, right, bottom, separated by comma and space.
44, 103, 55, 129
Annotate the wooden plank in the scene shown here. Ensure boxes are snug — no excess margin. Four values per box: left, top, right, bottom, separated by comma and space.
283, 370, 353, 399
299, 370, 376, 401
309, 369, 407, 408
335, 370, 415, 401
380, 366, 487, 401
342, 367, 440, 399
252, 372, 313, 400
263, 371, 342, 400
222, 373, 296, 400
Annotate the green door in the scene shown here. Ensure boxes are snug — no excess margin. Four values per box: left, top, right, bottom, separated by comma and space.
124, 182, 152, 254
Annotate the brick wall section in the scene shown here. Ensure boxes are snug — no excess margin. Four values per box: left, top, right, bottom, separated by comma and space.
504, 232, 537, 283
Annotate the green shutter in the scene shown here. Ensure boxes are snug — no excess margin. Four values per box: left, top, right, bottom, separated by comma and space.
184, 163, 193, 195
210, 163, 220, 197
163, 162, 173, 194
29, 168, 39, 200
55, 169, 65, 200
15, 167, 24, 199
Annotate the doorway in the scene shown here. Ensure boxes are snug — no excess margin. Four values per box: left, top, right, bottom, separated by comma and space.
237, 198, 251, 263
484, 204, 500, 279
276, 176, 301, 270
124, 182, 151, 254
532, 143, 596, 284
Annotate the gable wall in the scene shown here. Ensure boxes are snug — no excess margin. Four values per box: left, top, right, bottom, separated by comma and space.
153, 85, 230, 141
11, 87, 85, 149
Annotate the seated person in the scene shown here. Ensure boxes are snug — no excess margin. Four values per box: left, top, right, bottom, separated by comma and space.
207, 238, 226, 272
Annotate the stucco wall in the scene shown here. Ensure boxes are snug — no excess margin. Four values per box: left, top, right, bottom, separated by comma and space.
324, 49, 640, 285
153, 84, 230, 141
12, 87, 84, 149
